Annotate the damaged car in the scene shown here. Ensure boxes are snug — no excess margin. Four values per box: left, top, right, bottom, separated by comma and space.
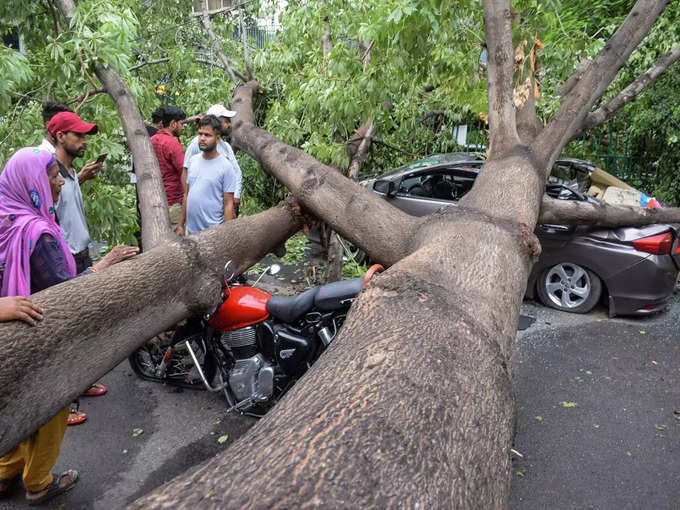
364, 154, 680, 316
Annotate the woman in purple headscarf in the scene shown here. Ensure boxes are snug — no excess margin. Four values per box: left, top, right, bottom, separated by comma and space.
0, 148, 137, 505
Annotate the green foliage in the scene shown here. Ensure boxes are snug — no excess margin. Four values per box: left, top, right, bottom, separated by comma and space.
271, 234, 309, 265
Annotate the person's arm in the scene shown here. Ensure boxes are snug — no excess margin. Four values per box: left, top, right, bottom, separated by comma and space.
0, 296, 44, 326
223, 192, 235, 221
222, 160, 237, 221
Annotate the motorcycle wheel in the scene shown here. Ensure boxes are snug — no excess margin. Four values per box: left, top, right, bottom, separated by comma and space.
128, 331, 207, 390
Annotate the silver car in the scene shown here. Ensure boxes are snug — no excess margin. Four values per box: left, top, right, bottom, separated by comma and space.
365, 154, 680, 316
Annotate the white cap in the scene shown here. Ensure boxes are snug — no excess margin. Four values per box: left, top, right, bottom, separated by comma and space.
206, 104, 236, 118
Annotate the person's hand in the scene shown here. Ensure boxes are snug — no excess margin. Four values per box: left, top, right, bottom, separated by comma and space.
77, 161, 103, 183
176, 225, 184, 236
0, 296, 44, 326
93, 245, 139, 271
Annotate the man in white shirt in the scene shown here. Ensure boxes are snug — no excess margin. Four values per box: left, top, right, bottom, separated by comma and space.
179, 115, 238, 235
182, 104, 242, 217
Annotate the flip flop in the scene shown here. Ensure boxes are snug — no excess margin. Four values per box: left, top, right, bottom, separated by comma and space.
67, 410, 87, 426
26, 470, 78, 506
81, 383, 107, 397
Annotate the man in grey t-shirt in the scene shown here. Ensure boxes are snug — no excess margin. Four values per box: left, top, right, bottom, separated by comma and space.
182, 104, 242, 215
180, 115, 238, 235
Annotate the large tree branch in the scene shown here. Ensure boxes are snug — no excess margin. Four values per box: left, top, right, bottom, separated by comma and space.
0, 203, 302, 455
540, 196, 680, 227
537, 0, 670, 165
348, 120, 375, 180
239, 10, 253, 81
200, 14, 247, 83
54, 0, 172, 250
231, 81, 420, 266
482, 0, 520, 157
571, 45, 680, 138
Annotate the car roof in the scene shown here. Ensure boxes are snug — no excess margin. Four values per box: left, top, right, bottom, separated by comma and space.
376, 153, 602, 182
377, 152, 485, 179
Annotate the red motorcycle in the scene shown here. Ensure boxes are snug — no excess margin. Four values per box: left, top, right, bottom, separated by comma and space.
129, 262, 383, 415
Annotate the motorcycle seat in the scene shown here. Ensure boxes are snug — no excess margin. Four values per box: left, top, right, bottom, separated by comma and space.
267, 287, 320, 323
314, 277, 363, 311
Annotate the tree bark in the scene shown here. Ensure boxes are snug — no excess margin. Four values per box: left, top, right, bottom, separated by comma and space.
347, 121, 375, 181
200, 14, 247, 83
572, 45, 680, 138
54, 0, 172, 250
540, 196, 680, 227
0, 202, 303, 456
482, 0, 520, 157
239, 10, 253, 81
231, 82, 421, 267
537, 0, 671, 165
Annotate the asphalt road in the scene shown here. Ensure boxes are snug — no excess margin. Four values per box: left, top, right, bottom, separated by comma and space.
1, 298, 678, 509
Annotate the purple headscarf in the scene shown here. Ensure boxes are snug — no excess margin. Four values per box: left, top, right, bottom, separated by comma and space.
0, 147, 76, 297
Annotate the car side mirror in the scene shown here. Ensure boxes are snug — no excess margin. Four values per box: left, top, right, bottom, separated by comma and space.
373, 179, 397, 198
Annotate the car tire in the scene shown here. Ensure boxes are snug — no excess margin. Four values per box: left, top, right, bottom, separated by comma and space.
536, 262, 602, 314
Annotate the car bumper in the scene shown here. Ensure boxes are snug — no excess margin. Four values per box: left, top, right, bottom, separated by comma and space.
605, 254, 679, 317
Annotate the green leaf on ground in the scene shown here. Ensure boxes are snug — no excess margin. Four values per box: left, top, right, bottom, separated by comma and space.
517, 471, 524, 478
132, 428, 144, 437
535, 416, 543, 422
217, 434, 229, 444
560, 401, 578, 408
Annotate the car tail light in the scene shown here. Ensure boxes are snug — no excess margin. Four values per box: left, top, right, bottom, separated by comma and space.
675, 243, 680, 255
632, 232, 673, 255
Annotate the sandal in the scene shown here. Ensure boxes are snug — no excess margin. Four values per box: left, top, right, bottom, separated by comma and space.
0, 473, 20, 499
81, 383, 107, 397
68, 402, 87, 426
26, 469, 78, 506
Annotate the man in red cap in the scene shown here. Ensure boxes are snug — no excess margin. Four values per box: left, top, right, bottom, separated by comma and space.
47, 111, 109, 424
47, 111, 102, 273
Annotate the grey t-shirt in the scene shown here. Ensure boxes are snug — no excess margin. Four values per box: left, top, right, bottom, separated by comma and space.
183, 137, 242, 199
186, 154, 238, 234
55, 162, 90, 253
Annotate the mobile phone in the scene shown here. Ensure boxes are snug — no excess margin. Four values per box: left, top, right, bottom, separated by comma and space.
95, 153, 108, 165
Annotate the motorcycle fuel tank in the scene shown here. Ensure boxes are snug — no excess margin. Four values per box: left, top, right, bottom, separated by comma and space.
210, 286, 272, 331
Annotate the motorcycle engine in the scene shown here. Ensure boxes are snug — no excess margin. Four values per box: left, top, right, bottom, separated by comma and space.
221, 327, 274, 403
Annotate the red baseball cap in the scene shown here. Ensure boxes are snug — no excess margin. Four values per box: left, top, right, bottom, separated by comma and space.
47, 111, 99, 136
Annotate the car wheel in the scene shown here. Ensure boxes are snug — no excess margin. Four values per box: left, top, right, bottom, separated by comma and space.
536, 262, 602, 313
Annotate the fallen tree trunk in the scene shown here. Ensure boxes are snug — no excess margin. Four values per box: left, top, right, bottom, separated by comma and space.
0, 202, 302, 455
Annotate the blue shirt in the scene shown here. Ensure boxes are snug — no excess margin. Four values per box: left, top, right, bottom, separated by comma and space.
186, 154, 238, 234
183, 137, 242, 199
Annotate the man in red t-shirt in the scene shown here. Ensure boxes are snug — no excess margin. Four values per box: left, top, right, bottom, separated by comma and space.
150, 106, 186, 233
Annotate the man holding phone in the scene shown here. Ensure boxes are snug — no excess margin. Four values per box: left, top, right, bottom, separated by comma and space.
47, 111, 102, 273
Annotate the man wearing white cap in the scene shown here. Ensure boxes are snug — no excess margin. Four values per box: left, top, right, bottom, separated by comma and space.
181, 104, 242, 227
